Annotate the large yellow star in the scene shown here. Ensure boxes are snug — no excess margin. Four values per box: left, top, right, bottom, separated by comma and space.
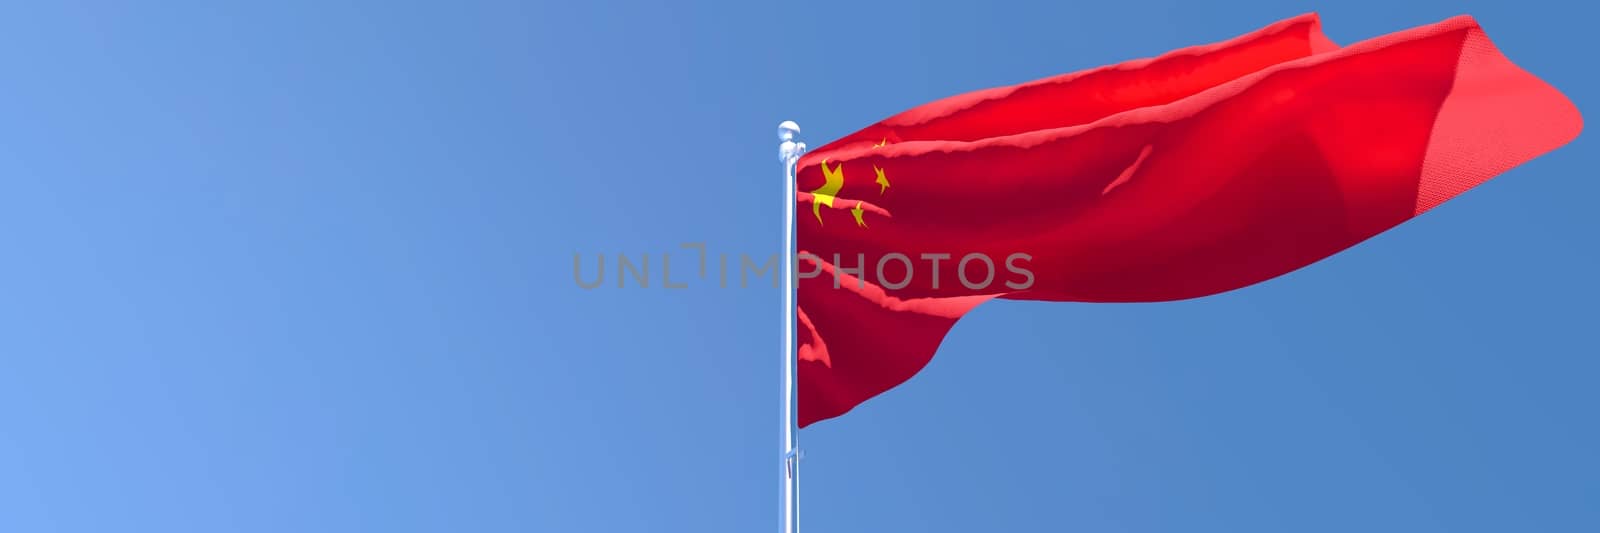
811, 159, 844, 224
851, 201, 868, 227
873, 165, 890, 194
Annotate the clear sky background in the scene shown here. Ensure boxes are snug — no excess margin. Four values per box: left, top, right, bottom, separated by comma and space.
0, 1, 1594, 531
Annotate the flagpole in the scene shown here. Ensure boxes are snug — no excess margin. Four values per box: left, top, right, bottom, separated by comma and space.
778, 121, 805, 533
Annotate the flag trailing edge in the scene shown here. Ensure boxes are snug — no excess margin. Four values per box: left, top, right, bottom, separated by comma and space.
793, 13, 1582, 428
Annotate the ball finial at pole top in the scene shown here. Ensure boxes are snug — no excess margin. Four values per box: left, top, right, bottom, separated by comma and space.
778, 120, 800, 142
778, 121, 806, 165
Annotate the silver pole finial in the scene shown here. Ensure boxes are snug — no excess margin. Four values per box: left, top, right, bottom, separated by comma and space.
779, 121, 806, 165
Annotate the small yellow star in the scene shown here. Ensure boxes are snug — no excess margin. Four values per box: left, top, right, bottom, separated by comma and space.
873, 138, 887, 148
851, 201, 868, 227
873, 165, 890, 194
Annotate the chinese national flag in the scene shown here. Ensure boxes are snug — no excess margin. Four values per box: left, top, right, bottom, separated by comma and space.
795, 13, 1581, 427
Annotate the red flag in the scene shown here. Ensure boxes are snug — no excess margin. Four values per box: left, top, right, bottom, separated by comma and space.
795, 13, 1581, 427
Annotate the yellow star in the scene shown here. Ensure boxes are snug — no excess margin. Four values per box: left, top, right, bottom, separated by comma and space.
873, 138, 887, 148
812, 159, 844, 224
873, 165, 890, 194
851, 201, 868, 227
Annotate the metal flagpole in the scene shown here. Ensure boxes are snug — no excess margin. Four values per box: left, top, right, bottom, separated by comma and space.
778, 121, 805, 533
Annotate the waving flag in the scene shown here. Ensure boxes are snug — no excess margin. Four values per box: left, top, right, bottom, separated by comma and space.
794, 13, 1581, 427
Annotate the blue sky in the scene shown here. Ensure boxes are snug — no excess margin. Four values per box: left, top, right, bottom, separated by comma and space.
0, 1, 1594, 531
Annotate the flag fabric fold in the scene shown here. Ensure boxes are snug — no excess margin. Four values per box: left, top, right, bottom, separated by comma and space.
795, 13, 1582, 428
